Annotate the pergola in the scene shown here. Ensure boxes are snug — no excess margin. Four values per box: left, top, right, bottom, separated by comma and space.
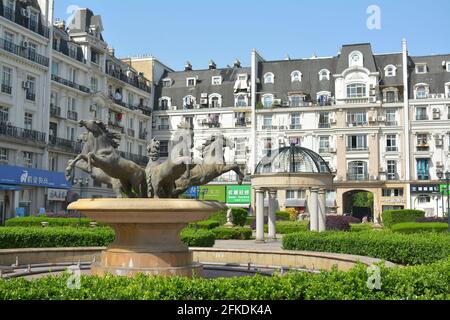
251, 145, 335, 242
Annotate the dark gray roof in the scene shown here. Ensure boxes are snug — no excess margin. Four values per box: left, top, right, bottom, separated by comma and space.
409, 54, 450, 96
336, 43, 378, 73
374, 53, 404, 87
155, 67, 251, 109
68, 8, 104, 41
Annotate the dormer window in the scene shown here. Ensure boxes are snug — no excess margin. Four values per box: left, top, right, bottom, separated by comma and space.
262, 94, 274, 108
162, 79, 172, 88
209, 94, 222, 108
4, 0, 15, 20
186, 77, 196, 87
318, 69, 330, 81
349, 51, 363, 67
238, 74, 247, 81
291, 71, 302, 82
264, 73, 274, 84
416, 64, 427, 74
212, 76, 222, 85
384, 65, 397, 77
183, 95, 196, 109
446, 62, 450, 72
159, 97, 171, 110
415, 84, 429, 99
235, 94, 248, 107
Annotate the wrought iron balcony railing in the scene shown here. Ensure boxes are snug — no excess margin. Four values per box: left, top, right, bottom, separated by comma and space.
48, 136, 83, 154
0, 38, 49, 66
0, 122, 46, 144
0, 8, 50, 38
1, 84, 12, 94
51, 74, 91, 94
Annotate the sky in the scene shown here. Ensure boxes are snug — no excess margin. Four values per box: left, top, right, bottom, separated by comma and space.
53, 0, 450, 70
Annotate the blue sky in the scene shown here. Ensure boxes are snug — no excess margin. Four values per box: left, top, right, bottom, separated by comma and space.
54, 0, 450, 70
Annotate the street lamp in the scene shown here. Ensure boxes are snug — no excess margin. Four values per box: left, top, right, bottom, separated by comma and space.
437, 170, 450, 232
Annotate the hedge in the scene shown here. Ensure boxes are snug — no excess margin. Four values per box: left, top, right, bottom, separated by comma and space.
350, 224, 374, 232
211, 227, 253, 240
0, 258, 448, 300
180, 229, 215, 247
391, 222, 448, 234
264, 221, 309, 234
0, 227, 115, 249
5, 216, 98, 228
189, 220, 221, 230
282, 231, 450, 265
382, 210, 425, 228
207, 209, 248, 227
276, 211, 291, 221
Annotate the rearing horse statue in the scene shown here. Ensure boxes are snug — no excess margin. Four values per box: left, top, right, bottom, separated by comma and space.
65, 120, 147, 198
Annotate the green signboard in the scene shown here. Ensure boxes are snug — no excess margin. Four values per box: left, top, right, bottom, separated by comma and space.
440, 184, 450, 195
199, 186, 226, 202
226, 185, 252, 204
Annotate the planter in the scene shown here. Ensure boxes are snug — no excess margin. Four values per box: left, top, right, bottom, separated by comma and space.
68, 199, 225, 277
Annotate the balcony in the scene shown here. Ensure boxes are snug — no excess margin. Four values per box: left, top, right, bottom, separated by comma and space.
201, 119, 220, 128
48, 136, 83, 154
106, 69, 151, 94
138, 131, 147, 140
51, 74, 91, 94
319, 148, 331, 154
120, 152, 149, 166
262, 126, 277, 131
347, 173, 369, 181
387, 173, 400, 181
417, 174, 430, 181
26, 92, 35, 101
67, 111, 78, 121
52, 42, 84, 63
347, 121, 368, 127
290, 124, 302, 130
0, 8, 50, 38
1, 84, 12, 94
416, 144, 430, 152
385, 121, 398, 126
50, 105, 62, 118
158, 125, 170, 130
108, 121, 125, 133
0, 38, 49, 67
347, 146, 368, 152
318, 123, 331, 129
0, 122, 46, 144
137, 105, 152, 117
127, 128, 135, 137
339, 98, 370, 104
386, 146, 398, 152
415, 115, 429, 121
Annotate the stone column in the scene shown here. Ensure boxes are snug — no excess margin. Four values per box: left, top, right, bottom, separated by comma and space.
318, 189, 327, 232
255, 189, 265, 242
310, 188, 319, 232
268, 190, 277, 239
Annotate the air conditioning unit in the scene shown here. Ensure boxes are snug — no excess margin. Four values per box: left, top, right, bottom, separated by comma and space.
329, 148, 337, 153
377, 116, 386, 122
200, 99, 208, 105
370, 175, 379, 181
369, 97, 377, 103
21, 8, 30, 18
201, 93, 208, 98
89, 105, 97, 112
273, 99, 282, 106
330, 118, 337, 124
369, 117, 376, 123
22, 81, 30, 89
282, 101, 289, 107
436, 161, 444, 168
245, 117, 251, 123
370, 90, 377, 96
21, 41, 29, 49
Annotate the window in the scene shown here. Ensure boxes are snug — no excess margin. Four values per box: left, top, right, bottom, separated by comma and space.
91, 49, 100, 65
51, 61, 59, 76
319, 136, 330, 153
212, 76, 222, 85
385, 109, 397, 126
416, 133, 429, 151
27, 42, 37, 61
69, 68, 77, 83
1, 66, 12, 94
262, 115, 272, 130
235, 94, 247, 107
128, 93, 135, 107
159, 117, 169, 130
23, 152, 33, 168
416, 106, 428, 120
159, 141, 169, 157
347, 111, 367, 126
387, 161, 398, 180
183, 95, 196, 109
386, 135, 398, 152
29, 11, 39, 32
0, 148, 8, 162
385, 90, 397, 103
286, 190, 296, 199
4, 0, 15, 20
264, 73, 274, 84
290, 95, 304, 107
416, 85, 428, 99
384, 65, 396, 77
347, 83, 367, 98
66, 127, 75, 141
347, 135, 367, 151
348, 161, 368, 180
262, 95, 274, 108
317, 93, 331, 106
186, 77, 196, 87
24, 113, 33, 130
209, 96, 221, 109
416, 159, 430, 180
162, 79, 172, 88
447, 62, 450, 72
319, 112, 330, 128
290, 114, 301, 129
90, 77, 98, 92
349, 51, 363, 67
291, 71, 302, 82
263, 138, 272, 157
159, 97, 171, 110
382, 188, 403, 197
26, 76, 36, 101
415, 64, 427, 74
418, 195, 431, 204
318, 69, 330, 81
235, 138, 246, 158
0, 106, 9, 122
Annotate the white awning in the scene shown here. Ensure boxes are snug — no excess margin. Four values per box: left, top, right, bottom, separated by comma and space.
226, 204, 250, 209
285, 199, 306, 207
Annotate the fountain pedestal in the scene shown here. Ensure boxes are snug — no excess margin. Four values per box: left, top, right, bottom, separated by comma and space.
68, 199, 225, 277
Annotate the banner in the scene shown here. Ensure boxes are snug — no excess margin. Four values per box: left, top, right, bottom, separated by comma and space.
226, 185, 251, 204
199, 186, 226, 202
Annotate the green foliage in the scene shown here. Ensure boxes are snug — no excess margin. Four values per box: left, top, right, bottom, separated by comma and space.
245, 216, 255, 226
276, 211, 291, 221
350, 224, 375, 232
382, 210, 425, 228
391, 222, 448, 234
352, 192, 374, 208
264, 221, 309, 234
0, 258, 448, 300
189, 220, 221, 230
207, 210, 227, 225
282, 230, 450, 266
211, 227, 252, 240
180, 229, 215, 247
0, 227, 115, 249
5, 216, 99, 228
231, 208, 248, 227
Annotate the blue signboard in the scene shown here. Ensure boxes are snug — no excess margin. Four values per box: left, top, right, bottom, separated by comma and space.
184, 186, 200, 199
0, 165, 71, 189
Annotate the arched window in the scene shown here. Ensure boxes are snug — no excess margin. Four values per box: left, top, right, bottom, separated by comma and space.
158, 97, 171, 110
415, 84, 429, 99
346, 83, 367, 98
264, 72, 274, 84
291, 71, 302, 82
209, 94, 222, 108
317, 91, 331, 106
183, 95, 196, 109
318, 69, 330, 81
349, 51, 363, 67
235, 94, 248, 107
289, 95, 304, 107
348, 161, 368, 181
384, 65, 396, 77
262, 94, 274, 108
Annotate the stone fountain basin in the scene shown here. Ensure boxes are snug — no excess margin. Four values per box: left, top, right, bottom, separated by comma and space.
67, 198, 226, 277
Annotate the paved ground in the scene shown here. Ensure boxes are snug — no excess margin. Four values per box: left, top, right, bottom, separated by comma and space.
214, 238, 283, 251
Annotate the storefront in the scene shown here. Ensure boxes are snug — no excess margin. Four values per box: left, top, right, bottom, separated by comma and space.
226, 185, 252, 210
0, 165, 70, 223
410, 184, 442, 217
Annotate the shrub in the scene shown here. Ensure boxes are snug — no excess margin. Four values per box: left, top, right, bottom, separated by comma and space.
282, 230, 449, 265
308, 216, 351, 232
350, 224, 374, 232
211, 227, 252, 240
342, 216, 362, 224
382, 210, 425, 228
179, 229, 215, 247
416, 217, 448, 224
189, 220, 220, 230
0, 227, 115, 249
231, 208, 248, 227
264, 221, 308, 234
286, 208, 299, 221
276, 211, 290, 221
245, 216, 255, 227
5, 216, 98, 228
391, 222, 448, 234
208, 210, 227, 225
0, 259, 448, 300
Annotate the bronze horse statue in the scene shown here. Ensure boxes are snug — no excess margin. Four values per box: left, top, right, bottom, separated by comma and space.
172, 133, 245, 197
65, 120, 147, 198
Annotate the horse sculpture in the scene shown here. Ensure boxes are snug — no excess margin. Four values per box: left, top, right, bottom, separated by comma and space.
172, 133, 245, 197
65, 120, 147, 198
146, 122, 194, 198
65, 131, 124, 198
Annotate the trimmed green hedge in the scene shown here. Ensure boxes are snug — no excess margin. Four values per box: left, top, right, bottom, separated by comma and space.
5, 216, 98, 228
0, 258, 448, 300
0, 227, 115, 249
264, 221, 309, 234
276, 211, 291, 221
282, 231, 450, 265
207, 209, 249, 227
189, 220, 221, 230
382, 210, 425, 228
350, 224, 375, 232
180, 229, 215, 247
391, 222, 448, 234
211, 227, 252, 240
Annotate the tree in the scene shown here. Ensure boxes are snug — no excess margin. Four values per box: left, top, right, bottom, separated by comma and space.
352, 192, 373, 208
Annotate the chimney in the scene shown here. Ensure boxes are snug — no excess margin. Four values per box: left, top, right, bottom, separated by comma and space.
208, 60, 216, 70
185, 61, 192, 71
54, 19, 66, 30
108, 47, 115, 57
234, 58, 241, 68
